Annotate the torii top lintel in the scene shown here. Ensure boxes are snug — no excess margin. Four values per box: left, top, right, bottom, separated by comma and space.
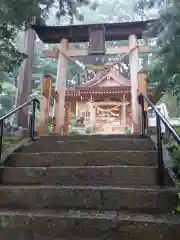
32, 19, 156, 44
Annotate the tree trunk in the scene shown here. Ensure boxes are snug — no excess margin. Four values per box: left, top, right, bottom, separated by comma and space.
15, 27, 36, 128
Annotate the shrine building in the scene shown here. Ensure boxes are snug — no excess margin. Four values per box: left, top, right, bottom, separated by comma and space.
65, 67, 154, 133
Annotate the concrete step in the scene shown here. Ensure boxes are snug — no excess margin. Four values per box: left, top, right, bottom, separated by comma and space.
1, 166, 172, 187
0, 186, 177, 214
7, 150, 158, 167
0, 210, 179, 239
16, 139, 156, 153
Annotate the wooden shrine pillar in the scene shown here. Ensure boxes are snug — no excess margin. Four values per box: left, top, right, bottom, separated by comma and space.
138, 71, 148, 132
93, 106, 96, 124
122, 102, 129, 125
38, 75, 52, 136
129, 35, 140, 133
53, 38, 69, 135
89, 101, 95, 126
121, 103, 126, 125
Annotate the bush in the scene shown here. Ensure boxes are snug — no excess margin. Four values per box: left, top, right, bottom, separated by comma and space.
124, 127, 131, 134
69, 129, 80, 135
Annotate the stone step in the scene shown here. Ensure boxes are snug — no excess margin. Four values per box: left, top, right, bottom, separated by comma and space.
0, 210, 179, 239
1, 166, 172, 186
16, 139, 155, 153
0, 230, 118, 240
0, 186, 177, 214
36, 134, 150, 141
7, 150, 158, 167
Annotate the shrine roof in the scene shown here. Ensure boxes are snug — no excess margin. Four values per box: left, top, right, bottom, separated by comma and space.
32, 19, 156, 44
65, 86, 155, 100
82, 68, 130, 87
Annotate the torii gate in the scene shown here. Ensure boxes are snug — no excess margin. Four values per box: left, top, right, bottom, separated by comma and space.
32, 20, 156, 135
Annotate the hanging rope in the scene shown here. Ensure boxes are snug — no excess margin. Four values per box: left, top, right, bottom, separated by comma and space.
93, 102, 122, 113
56, 45, 139, 76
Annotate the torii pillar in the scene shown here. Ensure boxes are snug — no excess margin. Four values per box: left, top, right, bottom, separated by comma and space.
53, 38, 69, 135
129, 35, 141, 133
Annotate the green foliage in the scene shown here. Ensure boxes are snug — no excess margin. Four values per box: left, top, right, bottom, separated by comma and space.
0, 81, 16, 117
0, 0, 95, 114
0, 0, 93, 72
166, 126, 180, 213
160, 92, 180, 117
166, 127, 180, 179
135, 0, 180, 100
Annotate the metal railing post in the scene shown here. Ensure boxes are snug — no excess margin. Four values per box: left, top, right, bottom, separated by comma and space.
156, 114, 165, 186
0, 120, 4, 160
140, 94, 145, 135
31, 99, 36, 141
29, 114, 33, 140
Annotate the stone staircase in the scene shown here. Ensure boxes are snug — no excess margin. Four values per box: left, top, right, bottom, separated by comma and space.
0, 134, 179, 239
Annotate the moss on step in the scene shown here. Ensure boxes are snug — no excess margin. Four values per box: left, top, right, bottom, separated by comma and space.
2, 136, 22, 149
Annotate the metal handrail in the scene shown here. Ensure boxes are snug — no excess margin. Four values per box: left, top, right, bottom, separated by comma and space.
139, 93, 180, 144
0, 98, 39, 159
0, 99, 37, 121
138, 93, 180, 186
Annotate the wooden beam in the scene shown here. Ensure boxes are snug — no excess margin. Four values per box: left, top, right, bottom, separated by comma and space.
43, 45, 157, 58
68, 45, 157, 56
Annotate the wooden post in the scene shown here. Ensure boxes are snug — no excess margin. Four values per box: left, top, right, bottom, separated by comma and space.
76, 100, 79, 117
122, 103, 126, 125
53, 38, 69, 135
63, 102, 71, 135
38, 75, 52, 136
15, 26, 36, 128
121, 102, 129, 126
88, 101, 94, 126
129, 35, 140, 133
138, 71, 148, 110
138, 71, 148, 132
93, 106, 96, 125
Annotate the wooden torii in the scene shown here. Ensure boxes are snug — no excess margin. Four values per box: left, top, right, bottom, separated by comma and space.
32, 20, 156, 135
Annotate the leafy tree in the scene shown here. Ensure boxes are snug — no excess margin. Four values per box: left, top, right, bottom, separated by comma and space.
0, 0, 95, 73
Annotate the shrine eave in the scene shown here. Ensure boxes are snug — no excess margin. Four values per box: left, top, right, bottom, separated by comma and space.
32, 19, 156, 44
65, 86, 155, 97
